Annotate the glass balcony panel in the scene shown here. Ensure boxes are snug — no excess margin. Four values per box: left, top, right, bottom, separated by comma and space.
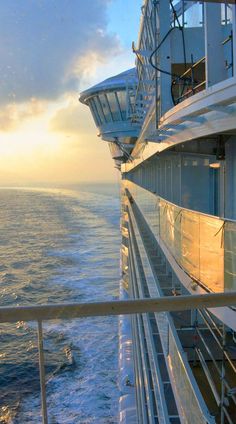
168, 330, 209, 424
125, 180, 230, 293
199, 215, 224, 293
181, 210, 200, 282
159, 200, 181, 265
224, 221, 236, 292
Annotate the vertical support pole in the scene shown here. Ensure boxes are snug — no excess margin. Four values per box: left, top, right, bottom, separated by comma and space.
224, 137, 236, 219
181, 0, 185, 28
126, 80, 129, 120
204, 2, 227, 87
193, 310, 198, 367
220, 324, 226, 424
37, 320, 48, 424
159, 0, 172, 117
179, 153, 182, 207
232, 2, 236, 77
153, 0, 159, 129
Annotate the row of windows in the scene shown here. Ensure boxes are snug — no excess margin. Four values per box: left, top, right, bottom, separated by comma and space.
88, 90, 135, 127
127, 152, 219, 215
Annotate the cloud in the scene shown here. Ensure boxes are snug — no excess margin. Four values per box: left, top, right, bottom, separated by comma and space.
68, 30, 121, 87
0, 1, 135, 184
0, 98, 45, 131
0, 0, 120, 105
50, 100, 97, 135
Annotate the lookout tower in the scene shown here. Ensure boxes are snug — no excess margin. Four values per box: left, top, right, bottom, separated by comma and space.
79, 69, 141, 169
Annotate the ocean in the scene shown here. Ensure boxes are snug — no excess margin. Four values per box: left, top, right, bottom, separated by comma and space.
0, 184, 120, 423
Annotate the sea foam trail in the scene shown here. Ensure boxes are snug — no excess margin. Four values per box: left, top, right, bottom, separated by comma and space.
0, 184, 120, 424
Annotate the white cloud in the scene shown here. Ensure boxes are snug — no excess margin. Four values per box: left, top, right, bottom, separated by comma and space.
50, 100, 97, 135
0, 98, 45, 131
0, 0, 120, 104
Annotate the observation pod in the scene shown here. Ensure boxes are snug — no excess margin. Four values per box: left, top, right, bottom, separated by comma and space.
79, 68, 141, 169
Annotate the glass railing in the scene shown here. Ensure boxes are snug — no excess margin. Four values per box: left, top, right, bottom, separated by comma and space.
125, 180, 236, 294
128, 201, 234, 424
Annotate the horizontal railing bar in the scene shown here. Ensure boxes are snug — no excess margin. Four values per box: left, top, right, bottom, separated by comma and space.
126, 186, 230, 223
222, 35, 232, 46
0, 292, 235, 323
179, 57, 205, 79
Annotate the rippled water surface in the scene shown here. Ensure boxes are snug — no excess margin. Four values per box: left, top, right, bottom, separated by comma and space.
0, 184, 120, 423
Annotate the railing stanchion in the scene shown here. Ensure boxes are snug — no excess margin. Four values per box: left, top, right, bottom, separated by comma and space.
37, 320, 48, 424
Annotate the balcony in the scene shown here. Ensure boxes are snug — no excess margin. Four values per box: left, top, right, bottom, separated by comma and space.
125, 180, 236, 296
79, 69, 141, 167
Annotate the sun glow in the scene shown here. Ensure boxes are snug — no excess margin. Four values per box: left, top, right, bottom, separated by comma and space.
0, 98, 117, 185
0, 1, 139, 186
0, 104, 63, 161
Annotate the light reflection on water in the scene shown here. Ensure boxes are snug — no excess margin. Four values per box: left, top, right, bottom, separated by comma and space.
0, 185, 120, 423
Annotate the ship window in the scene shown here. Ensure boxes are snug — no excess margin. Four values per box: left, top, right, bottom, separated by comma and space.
98, 94, 112, 122
89, 98, 102, 126
181, 155, 213, 213
128, 92, 136, 116
183, 2, 203, 27
172, 156, 181, 205
117, 91, 127, 120
93, 96, 106, 124
106, 92, 121, 121
222, 3, 233, 25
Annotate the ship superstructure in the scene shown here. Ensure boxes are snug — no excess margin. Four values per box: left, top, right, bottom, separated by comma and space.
80, 1, 236, 423
80, 68, 140, 169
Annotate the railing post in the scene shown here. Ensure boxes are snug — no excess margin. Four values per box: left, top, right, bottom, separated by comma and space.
37, 320, 48, 424
190, 54, 194, 94
232, 2, 236, 77
220, 325, 226, 424
158, 0, 172, 116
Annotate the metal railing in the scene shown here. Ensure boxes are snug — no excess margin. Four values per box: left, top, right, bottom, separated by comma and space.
165, 29, 234, 105
172, 56, 206, 104
127, 188, 236, 423
1, 293, 236, 423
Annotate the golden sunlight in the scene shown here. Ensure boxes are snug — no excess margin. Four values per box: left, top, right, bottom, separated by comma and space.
0, 99, 117, 185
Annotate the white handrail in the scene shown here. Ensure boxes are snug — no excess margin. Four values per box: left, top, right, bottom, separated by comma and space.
0, 292, 235, 323
4, 292, 235, 423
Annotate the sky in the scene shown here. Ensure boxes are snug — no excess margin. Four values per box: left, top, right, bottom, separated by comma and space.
0, 0, 142, 186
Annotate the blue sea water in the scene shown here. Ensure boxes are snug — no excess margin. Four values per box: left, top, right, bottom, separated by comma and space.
0, 184, 120, 423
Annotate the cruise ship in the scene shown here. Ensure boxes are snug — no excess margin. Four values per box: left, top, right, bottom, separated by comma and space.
80, 1, 236, 423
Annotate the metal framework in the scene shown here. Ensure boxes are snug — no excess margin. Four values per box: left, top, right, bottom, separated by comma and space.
124, 188, 236, 423
2, 293, 235, 423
